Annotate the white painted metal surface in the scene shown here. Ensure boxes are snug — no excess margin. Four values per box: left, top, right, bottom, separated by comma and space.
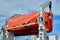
49, 36, 58, 40
37, 1, 51, 40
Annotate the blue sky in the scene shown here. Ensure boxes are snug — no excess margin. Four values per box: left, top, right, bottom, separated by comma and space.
0, 0, 60, 40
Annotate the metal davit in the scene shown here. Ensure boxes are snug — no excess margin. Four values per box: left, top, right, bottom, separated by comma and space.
0, 1, 53, 40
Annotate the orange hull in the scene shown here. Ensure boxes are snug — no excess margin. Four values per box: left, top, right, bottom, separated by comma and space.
6, 12, 53, 36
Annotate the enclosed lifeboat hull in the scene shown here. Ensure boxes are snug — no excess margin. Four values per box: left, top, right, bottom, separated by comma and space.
6, 12, 53, 36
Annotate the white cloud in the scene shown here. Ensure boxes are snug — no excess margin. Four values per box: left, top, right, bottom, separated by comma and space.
1, 0, 60, 17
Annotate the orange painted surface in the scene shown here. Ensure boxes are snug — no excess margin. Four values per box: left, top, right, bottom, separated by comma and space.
7, 12, 53, 36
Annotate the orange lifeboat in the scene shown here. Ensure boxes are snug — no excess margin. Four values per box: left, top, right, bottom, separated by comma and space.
6, 12, 53, 36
